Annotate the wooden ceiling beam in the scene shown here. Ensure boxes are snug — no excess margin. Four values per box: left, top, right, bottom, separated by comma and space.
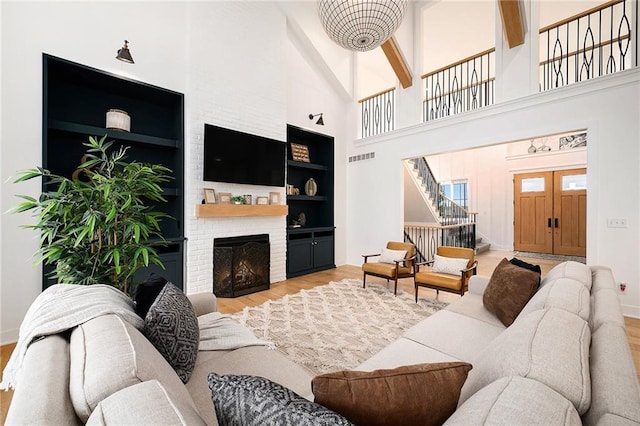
381, 37, 413, 89
498, 0, 525, 48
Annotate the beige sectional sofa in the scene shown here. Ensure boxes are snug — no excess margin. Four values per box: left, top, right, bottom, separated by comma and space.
6, 261, 640, 424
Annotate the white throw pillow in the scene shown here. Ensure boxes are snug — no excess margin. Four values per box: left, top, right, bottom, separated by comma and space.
431, 254, 469, 275
378, 248, 407, 264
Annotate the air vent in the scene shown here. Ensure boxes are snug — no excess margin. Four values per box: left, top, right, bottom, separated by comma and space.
349, 152, 375, 163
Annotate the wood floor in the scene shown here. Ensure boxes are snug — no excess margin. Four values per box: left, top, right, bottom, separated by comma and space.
1, 250, 639, 423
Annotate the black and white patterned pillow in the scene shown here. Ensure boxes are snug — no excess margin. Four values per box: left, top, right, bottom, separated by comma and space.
144, 283, 199, 383
207, 373, 352, 426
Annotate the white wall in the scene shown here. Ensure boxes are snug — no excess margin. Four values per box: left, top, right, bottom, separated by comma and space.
347, 69, 640, 317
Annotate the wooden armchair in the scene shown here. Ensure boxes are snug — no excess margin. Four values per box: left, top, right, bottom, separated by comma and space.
362, 242, 417, 295
414, 246, 477, 301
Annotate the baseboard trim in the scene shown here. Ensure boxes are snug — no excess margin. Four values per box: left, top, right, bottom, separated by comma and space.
1, 329, 19, 346
622, 304, 640, 319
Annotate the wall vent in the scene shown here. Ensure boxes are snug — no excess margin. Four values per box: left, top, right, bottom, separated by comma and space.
349, 152, 375, 163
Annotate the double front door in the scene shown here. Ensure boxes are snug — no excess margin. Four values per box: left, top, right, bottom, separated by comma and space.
514, 168, 586, 256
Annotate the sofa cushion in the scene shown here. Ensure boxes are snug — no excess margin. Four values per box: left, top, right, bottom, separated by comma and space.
145, 282, 199, 383
431, 254, 470, 275
483, 258, 540, 326
541, 261, 591, 289
518, 277, 590, 321
69, 314, 196, 422
446, 376, 582, 425
589, 288, 626, 332
312, 362, 472, 426
459, 308, 591, 415
86, 380, 206, 425
356, 337, 460, 372
444, 293, 507, 329
207, 373, 352, 425
583, 323, 640, 425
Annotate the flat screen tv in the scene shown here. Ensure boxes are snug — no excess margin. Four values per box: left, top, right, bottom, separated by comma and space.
203, 124, 285, 187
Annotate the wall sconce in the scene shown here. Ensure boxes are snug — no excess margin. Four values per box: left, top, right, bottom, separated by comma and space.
309, 113, 324, 125
116, 40, 135, 64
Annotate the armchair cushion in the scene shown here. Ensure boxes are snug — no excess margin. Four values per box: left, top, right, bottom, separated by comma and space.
363, 262, 412, 278
378, 248, 407, 265
415, 271, 464, 291
312, 362, 472, 426
431, 255, 470, 276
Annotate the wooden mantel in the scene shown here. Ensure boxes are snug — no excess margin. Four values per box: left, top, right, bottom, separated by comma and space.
196, 203, 288, 218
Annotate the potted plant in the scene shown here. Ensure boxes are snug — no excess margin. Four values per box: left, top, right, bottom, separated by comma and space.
231, 195, 246, 205
13, 135, 172, 296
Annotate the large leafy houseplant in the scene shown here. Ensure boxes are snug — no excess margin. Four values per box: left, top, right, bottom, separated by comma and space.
14, 135, 172, 296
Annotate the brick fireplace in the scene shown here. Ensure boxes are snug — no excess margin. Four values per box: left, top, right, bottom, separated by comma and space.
213, 234, 270, 297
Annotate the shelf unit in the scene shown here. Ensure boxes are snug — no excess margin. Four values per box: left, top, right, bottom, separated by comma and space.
286, 125, 335, 278
43, 54, 185, 289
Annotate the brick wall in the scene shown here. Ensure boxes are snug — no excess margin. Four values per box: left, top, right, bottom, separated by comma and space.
185, 2, 287, 294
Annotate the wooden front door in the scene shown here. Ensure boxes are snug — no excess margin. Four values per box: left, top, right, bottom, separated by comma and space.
514, 168, 586, 256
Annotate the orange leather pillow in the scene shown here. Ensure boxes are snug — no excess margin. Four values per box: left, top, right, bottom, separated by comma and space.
483, 258, 540, 326
312, 362, 472, 426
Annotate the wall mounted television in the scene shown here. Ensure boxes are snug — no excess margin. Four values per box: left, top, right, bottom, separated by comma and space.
203, 123, 286, 187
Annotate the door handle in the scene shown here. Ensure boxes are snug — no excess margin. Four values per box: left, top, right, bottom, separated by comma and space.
554, 218, 559, 228
548, 218, 552, 228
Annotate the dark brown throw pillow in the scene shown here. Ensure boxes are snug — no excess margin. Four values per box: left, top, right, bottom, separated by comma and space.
483, 258, 540, 326
312, 362, 472, 426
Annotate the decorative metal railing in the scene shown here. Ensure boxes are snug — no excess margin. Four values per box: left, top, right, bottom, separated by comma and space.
409, 157, 476, 226
422, 48, 495, 122
359, 87, 395, 138
404, 223, 477, 263
540, 0, 638, 91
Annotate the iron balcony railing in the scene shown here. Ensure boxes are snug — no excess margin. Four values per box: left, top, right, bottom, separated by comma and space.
540, 0, 638, 91
359, 87, 395, 138
404, 223, 477, 263
422, 48, 495, 122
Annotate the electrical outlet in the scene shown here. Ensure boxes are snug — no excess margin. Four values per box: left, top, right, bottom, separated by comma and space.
607, 218, 628, 228
619, 282, 628, 295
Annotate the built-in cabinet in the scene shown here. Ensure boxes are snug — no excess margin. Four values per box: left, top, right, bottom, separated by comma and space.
43, 54, 185, 289
286, 125, 335, 277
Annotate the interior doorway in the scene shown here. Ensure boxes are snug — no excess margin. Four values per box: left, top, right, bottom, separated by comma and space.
514, 168, 586, 256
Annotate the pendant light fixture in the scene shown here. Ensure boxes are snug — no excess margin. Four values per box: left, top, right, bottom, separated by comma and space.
116, 40, 135, 64
317, 0, 408, 52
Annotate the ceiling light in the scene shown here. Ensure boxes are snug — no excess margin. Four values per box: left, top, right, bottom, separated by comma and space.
317, 0, 408, 52
309, 113, 324, 125
116, 40, 135, 64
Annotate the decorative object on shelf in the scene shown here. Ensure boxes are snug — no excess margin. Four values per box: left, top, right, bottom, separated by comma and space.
559, 132, 587, 150
286, 184, 295, 195
106, 109, 131, 132
204, 188, 216, 204
256, 196, 269, 205
536, 139, 551, 152
305, 178, 318, 196
116, 40, 135, 64
527, 140, 537, 154
11, 135, 171, 296
269, 192, 281, 205
291, 212, 306, 228
290, 143, 310, 163
308, 113, 324, 126
231, 195, 246, 205
219, 192, 232, 204
317, 0, 408, 52
243, 194, 252, 205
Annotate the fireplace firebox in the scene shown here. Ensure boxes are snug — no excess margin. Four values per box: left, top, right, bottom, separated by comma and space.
213, 234, 270, 297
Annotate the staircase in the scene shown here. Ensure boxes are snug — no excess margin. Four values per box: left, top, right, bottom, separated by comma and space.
476, 237, 491, 254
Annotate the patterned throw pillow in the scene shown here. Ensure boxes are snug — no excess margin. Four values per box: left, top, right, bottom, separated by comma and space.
207, 373, 352, 426
378, 248, 407, 264
431, 254, 469, 275
145, 283, 199, 383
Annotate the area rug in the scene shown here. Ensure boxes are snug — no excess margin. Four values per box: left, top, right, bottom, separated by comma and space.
231, 279, 448, 374
514, 251, 586, 264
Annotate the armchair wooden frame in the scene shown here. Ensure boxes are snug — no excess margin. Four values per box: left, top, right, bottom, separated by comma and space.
362, 249, 417, 296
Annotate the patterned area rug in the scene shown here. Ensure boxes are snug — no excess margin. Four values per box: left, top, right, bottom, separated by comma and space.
231, 279, 448, 374
514, 251, 586, 264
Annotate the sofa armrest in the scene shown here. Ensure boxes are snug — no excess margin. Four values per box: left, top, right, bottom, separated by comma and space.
188, 292, 217, 316
468, 276, 491, 295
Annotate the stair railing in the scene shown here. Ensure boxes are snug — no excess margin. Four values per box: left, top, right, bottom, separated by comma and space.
404, 223, 477, 263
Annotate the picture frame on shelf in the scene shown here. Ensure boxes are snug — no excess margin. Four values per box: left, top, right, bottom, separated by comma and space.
204, 188, 216, 204
244, 194, 252, 205
269, 192, 281, 205
256, 196, 269, 205
290, 143, 310, 163
219, 192, 232, 204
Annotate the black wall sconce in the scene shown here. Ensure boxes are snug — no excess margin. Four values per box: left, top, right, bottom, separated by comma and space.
116, 40, 135, 64
308, 113, 324, 125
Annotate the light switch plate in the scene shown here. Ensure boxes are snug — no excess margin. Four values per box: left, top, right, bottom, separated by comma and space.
607, 218, 627, 228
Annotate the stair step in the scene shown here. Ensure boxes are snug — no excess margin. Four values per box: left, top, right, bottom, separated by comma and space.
476, 242, 491, 254
476, 237, 483, 244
